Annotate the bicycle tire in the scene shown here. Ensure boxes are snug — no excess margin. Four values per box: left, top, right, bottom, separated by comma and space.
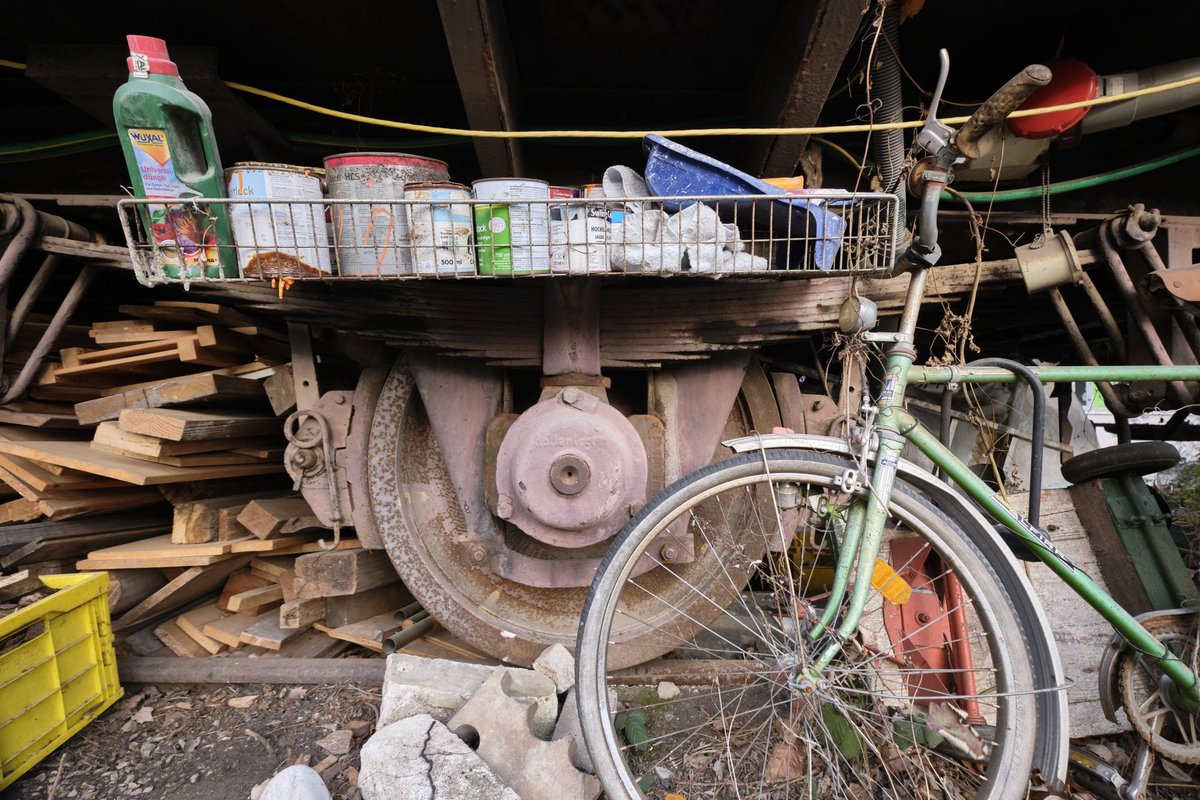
1060, 441, 1181, 484
577, 449, 1037, 800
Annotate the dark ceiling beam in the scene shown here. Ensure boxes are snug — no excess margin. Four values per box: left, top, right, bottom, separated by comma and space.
25, 44, 290, 163
740, 0, 869, 180
436, 0, 525, 177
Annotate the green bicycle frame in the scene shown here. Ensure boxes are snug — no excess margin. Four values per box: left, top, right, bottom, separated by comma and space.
806, 291, 1200, 712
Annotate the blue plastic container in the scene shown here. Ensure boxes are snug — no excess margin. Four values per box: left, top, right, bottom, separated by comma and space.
642, 134, 845, 270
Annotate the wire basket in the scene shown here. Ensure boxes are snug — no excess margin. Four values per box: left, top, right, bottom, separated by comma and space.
117, 192, 899, 287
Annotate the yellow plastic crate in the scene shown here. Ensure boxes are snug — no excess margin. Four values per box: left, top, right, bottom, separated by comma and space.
0, 572, 123, 790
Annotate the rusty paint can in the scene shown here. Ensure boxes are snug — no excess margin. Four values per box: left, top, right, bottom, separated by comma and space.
472, 178, 551, 273
324, 152, 449, 276
580, 183, 605, 199
405, 182, 474, 275
225, 162, 331, 277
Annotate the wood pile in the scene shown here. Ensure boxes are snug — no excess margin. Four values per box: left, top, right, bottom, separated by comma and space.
0, 299, 476, 664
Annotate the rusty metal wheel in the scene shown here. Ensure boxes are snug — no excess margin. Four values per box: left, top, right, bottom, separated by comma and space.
364, 355, 783, 666
1119, 611, 1200, 765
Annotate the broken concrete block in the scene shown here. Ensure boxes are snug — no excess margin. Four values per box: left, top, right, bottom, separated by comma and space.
449, 671, 601, 800
379, 654, 496, 725
257, 765, 332, 800
359, 714, 519, 800
553, 688, 593, 773
502, 667, 558, 740
379, 653, 557, 738
532, 642, 576, 694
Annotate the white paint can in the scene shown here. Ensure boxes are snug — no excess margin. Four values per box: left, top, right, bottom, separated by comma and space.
405, 182, 474, 275
472, 178, 551, 273
225, 162, 330, 277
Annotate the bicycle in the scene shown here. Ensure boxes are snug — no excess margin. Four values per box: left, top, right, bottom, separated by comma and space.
574, 52, 1200, 800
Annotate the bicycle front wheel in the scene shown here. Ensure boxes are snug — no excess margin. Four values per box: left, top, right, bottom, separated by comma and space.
577, 450, 1037, 800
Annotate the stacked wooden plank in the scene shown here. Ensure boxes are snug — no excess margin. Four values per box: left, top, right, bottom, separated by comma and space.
0, 298, 475, 664
146, 537, 447, 659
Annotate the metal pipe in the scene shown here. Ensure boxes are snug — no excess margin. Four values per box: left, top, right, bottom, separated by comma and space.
1082, 58, 1200, 135
909, 363, 1200, 385
1136, 240, 1200, 360
381, 615, 435, 654
968, 358, 1045, 527
0, 196, 39, 289
0, 263, 95, 403
1046, 286, 1139, 418
873, 0, 906, 239
1099, 226, 1193, 405
1077, 273, 1127, 363
6, 254, 59, 345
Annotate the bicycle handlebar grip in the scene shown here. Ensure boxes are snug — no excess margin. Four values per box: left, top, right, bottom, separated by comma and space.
955, 64, 1053, 159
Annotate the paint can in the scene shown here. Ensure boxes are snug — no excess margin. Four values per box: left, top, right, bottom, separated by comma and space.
323, 152, 449, 276
225, 162, 330, 277
405, 182, 474, 275
549, 186, 580, 199
475, 204, 513, 275
471, 178, 550, 273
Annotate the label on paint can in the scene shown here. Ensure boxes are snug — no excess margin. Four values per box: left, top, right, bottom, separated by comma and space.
475, 204, 513, 275
226, 164, 330, 277
405, 183, 475, 275
472, 179, 550, 273
551, 205, 608, 273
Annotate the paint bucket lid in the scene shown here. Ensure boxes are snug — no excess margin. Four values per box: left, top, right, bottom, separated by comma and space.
228, 162, 323, 177
324, 152, 449, 171
405, 181, 469, 192
473, 178, 550, 186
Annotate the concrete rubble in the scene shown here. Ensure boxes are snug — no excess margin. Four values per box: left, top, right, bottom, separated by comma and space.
379, 652, 557, 737
449, 670, 601, 800
253, 765, 332, 800
359, 713, 520, 800
360, 647, 601, 800
532, 642, 576, 693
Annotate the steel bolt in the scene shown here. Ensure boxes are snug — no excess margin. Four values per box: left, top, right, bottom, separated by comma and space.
496, 495, 514, 520
661, 544, 679, 562
916, 611, 932, 624
471, 548, 486, 564
290, 449, 318, 470
334, 394, 347, 405
561, 387, 580, 406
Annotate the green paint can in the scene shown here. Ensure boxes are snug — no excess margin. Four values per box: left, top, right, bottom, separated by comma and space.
475, 204, 513, 275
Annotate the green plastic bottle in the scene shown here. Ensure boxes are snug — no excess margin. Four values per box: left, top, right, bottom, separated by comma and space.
113, 35, 236, 279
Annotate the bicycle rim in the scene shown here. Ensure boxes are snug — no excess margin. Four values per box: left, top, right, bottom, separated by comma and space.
577, 450, 1036, 800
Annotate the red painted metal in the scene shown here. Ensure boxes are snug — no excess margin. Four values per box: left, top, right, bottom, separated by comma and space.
495, 387, 647, 549
1008, 58, 1097, 139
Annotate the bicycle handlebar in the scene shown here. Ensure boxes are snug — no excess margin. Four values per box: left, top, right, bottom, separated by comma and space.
954, 64, 1052, 159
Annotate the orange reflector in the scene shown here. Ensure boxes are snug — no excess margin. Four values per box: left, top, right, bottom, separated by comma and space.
872, 559, 912, 605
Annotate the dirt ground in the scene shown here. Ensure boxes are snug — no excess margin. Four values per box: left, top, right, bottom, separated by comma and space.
6, 681, 380, 800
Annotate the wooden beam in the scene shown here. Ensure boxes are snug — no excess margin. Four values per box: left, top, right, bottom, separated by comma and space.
118, 656, 386, 685
436, 0, 525, 176
741, 0, 869, 178
294, 549, 399, 599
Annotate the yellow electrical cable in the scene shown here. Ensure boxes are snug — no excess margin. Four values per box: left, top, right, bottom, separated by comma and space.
5, 56, 1200, 139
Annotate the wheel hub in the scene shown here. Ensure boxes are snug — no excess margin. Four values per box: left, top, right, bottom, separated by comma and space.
495, 387, 648, 548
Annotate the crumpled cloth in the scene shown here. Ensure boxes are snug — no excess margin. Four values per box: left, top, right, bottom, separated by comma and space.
599, 165, 769, 274
608, 202, 769, 274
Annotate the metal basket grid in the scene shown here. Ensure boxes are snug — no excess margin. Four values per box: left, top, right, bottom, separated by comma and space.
117, 193, 899, 287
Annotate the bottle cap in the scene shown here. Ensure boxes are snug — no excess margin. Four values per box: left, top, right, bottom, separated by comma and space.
126, 35, 179, 77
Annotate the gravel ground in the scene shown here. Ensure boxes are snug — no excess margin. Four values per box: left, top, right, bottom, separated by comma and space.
6, 682, 380, 800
